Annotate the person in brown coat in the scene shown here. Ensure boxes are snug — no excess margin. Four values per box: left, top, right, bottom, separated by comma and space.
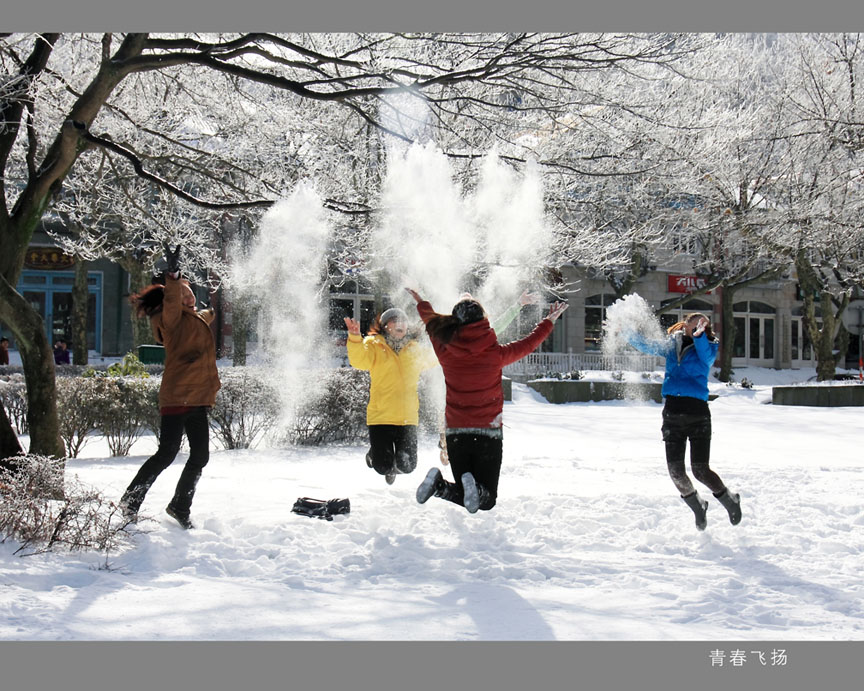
120, 246, 221, 529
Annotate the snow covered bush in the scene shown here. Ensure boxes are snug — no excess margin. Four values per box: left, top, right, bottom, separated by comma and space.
209, 367, 280, 450
0, 374, 28, 434
279, 368, 369, 446
89, 377, 160, 456
56, 377, 100, 458
0, 454, 135, 556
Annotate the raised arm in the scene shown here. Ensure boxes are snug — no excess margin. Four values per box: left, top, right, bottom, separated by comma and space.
490, 290, 540, 334
497, 302, 566, 366
344, 317, 375, 370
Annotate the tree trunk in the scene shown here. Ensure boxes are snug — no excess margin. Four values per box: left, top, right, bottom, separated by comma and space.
231, 295, 251, 366
0, 405, 23, 468
119, 256, 156, 350
795, 250, 845, 382
71, 257, 89, 365
717, 285, 738, 383
0, 274, 65, 461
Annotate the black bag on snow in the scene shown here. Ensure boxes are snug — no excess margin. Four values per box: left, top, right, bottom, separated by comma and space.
291, 497, 351, 521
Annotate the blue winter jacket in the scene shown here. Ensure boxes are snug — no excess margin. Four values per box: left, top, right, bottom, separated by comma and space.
628, 331, 719, 401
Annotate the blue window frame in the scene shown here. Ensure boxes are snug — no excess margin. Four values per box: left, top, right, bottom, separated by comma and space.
15, 270, 103, 353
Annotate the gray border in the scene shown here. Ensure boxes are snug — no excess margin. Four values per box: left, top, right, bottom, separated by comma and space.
2, 0, 863, 689
0, 642, 862, 690
2, 0, 864, 31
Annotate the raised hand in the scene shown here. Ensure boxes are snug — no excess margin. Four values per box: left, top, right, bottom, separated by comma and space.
545, 301, 569, 323
405, 288, 422, 304
519, 290, 540, 306
163, 243, 182, 274
343, 316, 361, 336
692, 317, 708, 337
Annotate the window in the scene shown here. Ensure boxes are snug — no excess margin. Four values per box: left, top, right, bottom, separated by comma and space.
584, 294, 618, 351
669, 227, 700, 256
12, 270, 103, 353
733, 301, 776, 364
329, 277, 376, 335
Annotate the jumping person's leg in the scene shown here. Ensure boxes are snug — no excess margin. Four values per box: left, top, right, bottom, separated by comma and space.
445, 433, 502, 513
167, 407, 211, 526
120, 414, 184, 518
367, 425, 398, 476
393, 426, 418, 474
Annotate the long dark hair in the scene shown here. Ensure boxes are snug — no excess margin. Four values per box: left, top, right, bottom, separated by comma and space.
130, 284, 165, 318
425, 298, 486, 345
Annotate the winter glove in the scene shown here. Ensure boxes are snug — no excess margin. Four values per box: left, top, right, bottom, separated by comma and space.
692, 317, 708, 337
163, 243, 182, 275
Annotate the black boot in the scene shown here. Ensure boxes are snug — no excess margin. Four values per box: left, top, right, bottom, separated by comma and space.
416, 467, 463, 506
416, 468, 444, 504
119, 480, 153, 522
714, 488, 742, 525
682, 491, 708, 531
165, 504, 195, 530
461, 473, 491, 514
166, 464, 202, 529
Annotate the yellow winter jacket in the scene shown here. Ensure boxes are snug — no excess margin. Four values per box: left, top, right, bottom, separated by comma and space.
347, 333, 438, 426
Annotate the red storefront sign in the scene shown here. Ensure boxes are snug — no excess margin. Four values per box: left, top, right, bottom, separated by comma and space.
667, 274, 711, 294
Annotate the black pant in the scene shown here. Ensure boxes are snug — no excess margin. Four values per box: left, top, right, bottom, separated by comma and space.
661, 397, 725, 496
122, 407, 210, 514
446, 432, 503, 511
367, 425, 418, 475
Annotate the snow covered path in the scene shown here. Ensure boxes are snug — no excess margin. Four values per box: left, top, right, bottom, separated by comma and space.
1, 380, 863, 640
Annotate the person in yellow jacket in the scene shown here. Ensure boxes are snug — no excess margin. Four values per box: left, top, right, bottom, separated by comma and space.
344, 308, 437, 485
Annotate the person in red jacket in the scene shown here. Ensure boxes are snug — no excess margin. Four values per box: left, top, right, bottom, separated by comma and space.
408, 288, 568, 514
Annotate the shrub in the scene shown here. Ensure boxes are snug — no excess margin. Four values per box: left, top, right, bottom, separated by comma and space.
209, 367, 280, 449
278, 368, 370, 446
90, 377, 160, 456
544, 370, 584, 381
0, 454, 136, 555
56, 377, 100, 458
0, 374, 28, 434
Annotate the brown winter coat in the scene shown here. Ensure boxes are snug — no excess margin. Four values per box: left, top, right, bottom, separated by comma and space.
150, 276, 221, 409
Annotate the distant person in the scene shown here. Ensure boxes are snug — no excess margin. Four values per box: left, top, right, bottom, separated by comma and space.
53, 340, 70, 365
120, 245, 221, 529
627, 312, 741, 530
344, 308, 438, 485
0, 337, 9, 366
408, 288, 568, 514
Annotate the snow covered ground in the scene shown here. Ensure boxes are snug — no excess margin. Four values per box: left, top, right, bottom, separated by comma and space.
1, 366, 863, 641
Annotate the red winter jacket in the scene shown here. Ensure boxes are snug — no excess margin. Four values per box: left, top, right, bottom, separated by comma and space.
417, 300, 553, 429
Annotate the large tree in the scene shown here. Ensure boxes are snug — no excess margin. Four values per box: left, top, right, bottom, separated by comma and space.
763, 34, 864, 380
1, 32, 694, 459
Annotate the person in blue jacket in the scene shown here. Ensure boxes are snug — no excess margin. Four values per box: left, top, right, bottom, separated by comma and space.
629, 312, 741, 531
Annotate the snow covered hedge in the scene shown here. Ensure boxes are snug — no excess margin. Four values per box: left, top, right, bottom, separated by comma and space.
1, 365, 442, 456
278, 368, 370, 446
209, 367, 280, 449
0, 454, 135, 555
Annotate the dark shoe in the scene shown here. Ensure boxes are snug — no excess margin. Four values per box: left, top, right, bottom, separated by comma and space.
365, 452, 373, 469
166, 504, 195, 530
461, 472, 480, 514
682, 491, 708, 531
715, 488, 742, 525
385, 471, 396, 485
416, 468, 443, 504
